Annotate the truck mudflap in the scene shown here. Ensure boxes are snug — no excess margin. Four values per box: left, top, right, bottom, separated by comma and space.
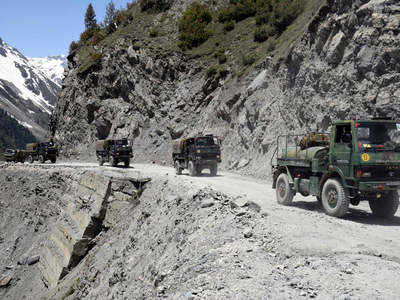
358, 181, 400, 191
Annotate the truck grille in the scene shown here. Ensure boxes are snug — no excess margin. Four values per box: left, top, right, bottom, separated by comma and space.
359, 165, 400, 181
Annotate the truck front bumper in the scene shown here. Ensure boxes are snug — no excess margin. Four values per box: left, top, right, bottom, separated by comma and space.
358, 181, 400, 191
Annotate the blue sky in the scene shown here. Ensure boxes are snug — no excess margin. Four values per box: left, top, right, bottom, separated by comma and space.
0, 0, 133, 58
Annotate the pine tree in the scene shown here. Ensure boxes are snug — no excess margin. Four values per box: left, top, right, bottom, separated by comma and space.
85, 3, 97, 30
104, 1, 116, 27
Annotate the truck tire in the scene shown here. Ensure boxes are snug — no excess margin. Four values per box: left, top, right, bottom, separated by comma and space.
39, 155, 45, 163
28, 155, 34, 164
369, 191, 399, 218
111, 156, 117, 167
51, 157, 56, 164
124, 159, 130, 168
210, 163, 218, 176
188, 161, 196, 177
174, 161, 182, 175
99, 158, 104, 166
276, 173, 294, 205
321, 179, 349, 217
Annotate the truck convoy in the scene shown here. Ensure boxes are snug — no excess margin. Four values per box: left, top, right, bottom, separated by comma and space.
26, 141, 58, 163
272, 119, 400, 218
2, 141, 58, 164
95, 138, 133, 167
172, 134, 221, 176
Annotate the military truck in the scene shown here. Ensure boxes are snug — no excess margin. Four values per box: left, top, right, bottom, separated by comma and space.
271, 119, 400, 218
96, 138, 133, 167
172, 135, 221, 176
3, 149, 26, 163
26, 141, 58, 164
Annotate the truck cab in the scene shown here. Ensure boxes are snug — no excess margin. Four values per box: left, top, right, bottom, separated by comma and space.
96, 138, 133, 167
272, 119, 400, 218
173, 135, 221, 176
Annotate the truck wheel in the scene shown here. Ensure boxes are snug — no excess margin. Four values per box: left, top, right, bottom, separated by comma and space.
51, 158, 56, 164
321, 179, 349, 217
174, 161, 182, 175
124, 159, 130, 168
111, 157, 118, 167
28, 155, 34, 164
369, 191, 399, 218
210, 163, 218, 176
276, 173, 294, 205
99, 158, 104, 166
188, 161, 196, 177
39, 155, 45, 163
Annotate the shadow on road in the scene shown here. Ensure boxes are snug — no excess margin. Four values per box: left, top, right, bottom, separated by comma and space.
181, 173, 223, 178
291, 200, 400, 227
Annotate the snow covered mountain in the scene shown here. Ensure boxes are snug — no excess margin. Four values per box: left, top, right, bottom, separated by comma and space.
29, 55, 66, 86
0, 37, 60, 139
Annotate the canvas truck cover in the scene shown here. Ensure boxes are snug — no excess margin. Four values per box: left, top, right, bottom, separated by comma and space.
172, 139, 185, 154
96, 140, 108, 152
26, 143, 39, 151
299, 132, 329, 150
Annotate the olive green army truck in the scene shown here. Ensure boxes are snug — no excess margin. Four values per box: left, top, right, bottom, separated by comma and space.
96, 138, 133, 167
26, 141, 58, 164
3, 149, 26, 163
271, 119, 400, 218
172, 135, 221, 176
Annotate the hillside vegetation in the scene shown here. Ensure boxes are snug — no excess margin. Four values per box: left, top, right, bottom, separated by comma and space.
0, 108, 36, 156
70, 0, 325, 77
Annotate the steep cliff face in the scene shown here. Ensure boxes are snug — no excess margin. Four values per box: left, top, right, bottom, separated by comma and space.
54, 0, 400, 176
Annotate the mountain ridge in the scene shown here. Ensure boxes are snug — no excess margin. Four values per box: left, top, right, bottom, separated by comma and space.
0, 37, 61, 144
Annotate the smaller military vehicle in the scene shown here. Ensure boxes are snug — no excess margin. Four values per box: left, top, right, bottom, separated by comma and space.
172, 135, 221, 176
271, 119, 400, 218
3, 149, 26, 163
26, 141, 58, 164
96, 138, 133, 167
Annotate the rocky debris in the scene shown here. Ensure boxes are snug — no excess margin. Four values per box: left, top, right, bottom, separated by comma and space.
18, 255, 40, 266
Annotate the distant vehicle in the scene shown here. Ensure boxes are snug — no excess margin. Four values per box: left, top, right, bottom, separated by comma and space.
95, 138, 133, 167
271, 119, 400, 218
172, 134, 221, 176
26, 141, 58, 164
3, 148, 26, 163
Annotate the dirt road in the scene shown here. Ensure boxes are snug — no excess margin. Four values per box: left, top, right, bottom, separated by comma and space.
48, 161, 400, 260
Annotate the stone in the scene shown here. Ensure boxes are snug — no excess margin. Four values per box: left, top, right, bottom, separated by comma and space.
325, 31, 346, 65
0, 275, 12, 287
244, 229, 253, 238
27, 255, 40, 265
201, 199, 215, 208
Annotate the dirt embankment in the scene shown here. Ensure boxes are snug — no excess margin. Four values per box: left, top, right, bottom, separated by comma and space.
1, 163, 400, 299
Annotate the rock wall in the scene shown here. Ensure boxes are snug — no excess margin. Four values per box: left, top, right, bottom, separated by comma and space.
0, 165, 150, 299
53, 0, 400, 177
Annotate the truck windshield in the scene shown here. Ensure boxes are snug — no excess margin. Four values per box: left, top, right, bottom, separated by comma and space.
196, 137, 215, 147
356, 122, 400, 151
43, 142, 54, 147
116, 140, 128, 146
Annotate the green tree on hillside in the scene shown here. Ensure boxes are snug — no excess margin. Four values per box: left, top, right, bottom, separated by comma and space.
85, 3, 98, 30
104, 1, 116, 27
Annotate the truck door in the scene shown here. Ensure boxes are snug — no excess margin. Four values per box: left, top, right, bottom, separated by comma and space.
331, 124, 353, 177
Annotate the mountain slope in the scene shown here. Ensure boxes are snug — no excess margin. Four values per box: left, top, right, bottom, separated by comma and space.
29, 55, 66, 86
0, 37, 60, 139
53, 0, 400, 176
0, 107, 36, 155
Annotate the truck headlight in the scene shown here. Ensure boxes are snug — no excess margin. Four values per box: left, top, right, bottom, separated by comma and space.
356, 170, 371, 178
197, 150, 201, 154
